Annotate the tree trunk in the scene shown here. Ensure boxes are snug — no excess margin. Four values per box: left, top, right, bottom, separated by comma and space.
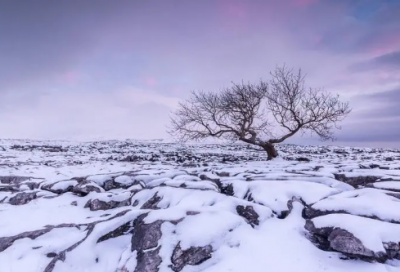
261, 143, 278, 160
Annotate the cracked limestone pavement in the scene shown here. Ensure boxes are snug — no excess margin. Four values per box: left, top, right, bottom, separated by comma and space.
1, 139, 400, 272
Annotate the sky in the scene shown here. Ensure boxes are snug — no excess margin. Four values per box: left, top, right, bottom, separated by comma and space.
0, 0, 399, 148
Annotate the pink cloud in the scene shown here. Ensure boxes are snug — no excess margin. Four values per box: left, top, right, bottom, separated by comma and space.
292, 0, 318, 7
370, 36, 400, 57
144, 77, 157, 86
224, 2, 247, 19
313, 34, 323, 45
60, 71, 82, 85
217, 0, 249, 34
170, 87, 185, 96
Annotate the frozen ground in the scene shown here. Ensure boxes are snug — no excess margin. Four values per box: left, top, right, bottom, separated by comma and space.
1, 139, 400, 272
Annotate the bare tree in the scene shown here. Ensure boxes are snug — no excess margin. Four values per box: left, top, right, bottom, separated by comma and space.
169, 66, 351, 160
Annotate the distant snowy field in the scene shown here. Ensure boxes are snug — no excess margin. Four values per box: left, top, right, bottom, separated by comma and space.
1, 139, 400, 272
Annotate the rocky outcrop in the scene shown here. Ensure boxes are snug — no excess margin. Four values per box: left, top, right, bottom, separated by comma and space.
305, 220, 400, 263
72, 181, 103, 196
0, 176, 32, 184
141, 193, 162, 210
131, 214, 163, 272
97, 222, 133, 243
333, 174, 380, 187
84, 198, 131, 211
2, 139, 400, 272
8, 192, 37, 205
171, 243, 213, 272
236, 205, 259, 227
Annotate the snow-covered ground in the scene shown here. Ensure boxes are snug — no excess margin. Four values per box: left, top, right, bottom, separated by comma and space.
1, 139, 400, 272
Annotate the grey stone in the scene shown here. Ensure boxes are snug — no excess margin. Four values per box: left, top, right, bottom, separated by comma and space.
333, 174, 380, 187
236, 205, 259, 227
135, 246, 162, 272
8, 192, 37, 205
305, 220, 397, 263
97, 222, 132, 243
42, 182, 74, 194
72, 182, 102, 196
328, 228, 375, 257
0, 176, 31, 184
141, 193, 162, 210
84, 198, 131, 211
171, 243, 213, 272
384, 242, 400, 259
131, 214, 163, 272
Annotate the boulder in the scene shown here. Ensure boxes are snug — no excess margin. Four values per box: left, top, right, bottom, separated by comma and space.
8, 192, 37, 205
72, 182, 102, 196
84, 198, 131, 211
305, 216, 400, 263
236, 205, 259, 227
131, 214, 163, 272
170, 243, 213, 272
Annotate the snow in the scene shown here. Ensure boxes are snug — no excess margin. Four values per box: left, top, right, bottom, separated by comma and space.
310, 188, 400, 222
229, 179, 341, 214
0, 227, 87, 272
0, 193, 96, 236
0, 139, 400, 272
114, 175, 135, 185
87, 174, 114, 186
175, 210, 245, 249
50, 179, 79, 190
203, 203, 390, 272
373, 181, 400, 191
94, 190, 132, 202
